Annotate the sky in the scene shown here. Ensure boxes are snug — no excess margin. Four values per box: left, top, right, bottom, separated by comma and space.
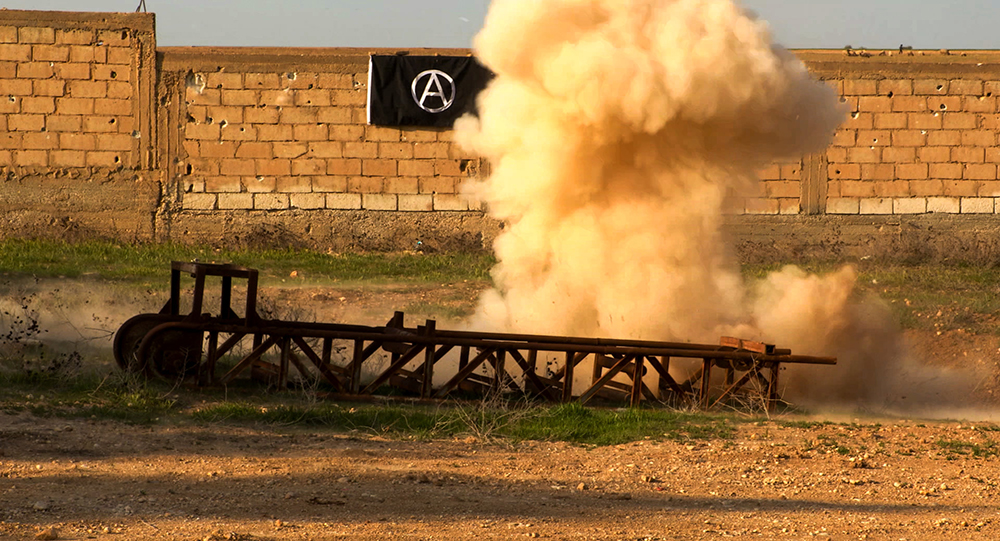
2, 0, 1000, 50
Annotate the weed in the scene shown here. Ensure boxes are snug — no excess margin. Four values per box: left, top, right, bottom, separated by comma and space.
937, 439, 999, 458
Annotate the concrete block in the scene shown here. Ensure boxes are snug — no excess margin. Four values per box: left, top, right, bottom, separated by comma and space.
17, 62, 54, 79
908, 112, 942, 130
312, 175, 347, 192
204, 176, 242, 193
398, 194, 433, 212
273, 142, 307, 159
892, 130, 926, 147
55, 29, 94, 45
221, 90, 257, 106
106, 46, 131, 65
961, 197, 995, 214
255, 124, 293, 141
964, 164, 997, 180
184, 193, 217, 210
877, 79, 913, 96
276, 176, 312, 193
419, 177, 456, 194
433, 194, 469, 211
778, 199, 800, 215
254, 193, 289, 210
361, 159, 396, 177
877, 180, 912, 198
744, 198, 779, 215
927, 96, 961, 113
256, 158, 290, 176
913, 79, 948, 95
94, 99, 131, 116
0, 25, 17, 43
943, 180, 979, 197
949, 79, 984, 95
205, 72, 243, 90
962, 130, 996, 147
843, 79, 877, 95
19, 27, 55, 44
33, 79, 66, 97
327, 158, 361, 176
362, 194, 397, 211
874, 113, 908, 129
413, 142, 450, 159
327, 193, 362, 209
927, 130, 961, 146
890, 96, 927, 112
217, 193, 253, 210
897, 163, 928, 180
31, 44, 69, 62
245, 73, 281, 89
348, 176, 382, 193
97, 29, 130, 47
826, 198, 860, 214
220, 124, 258, 141
290, 193, 325, 209
893, 198, 927, 214
927, 197, 960, 213
49, 150, 85, 167
290, 158, 325, 176
307, 141, 343, 158
385, 177, 419, 194
379, 142, 414, 160
242, 176, 276, 193
280, 107, 318, 124
344, 142, 378, 159
952, 147, 985, 163
293, 89, 332, 107
859, 198, 892, 215
292, 124, 328, 141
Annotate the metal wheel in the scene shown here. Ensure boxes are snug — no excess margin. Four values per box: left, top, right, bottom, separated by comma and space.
113, 314, 179, 374
141, 326, 203, 380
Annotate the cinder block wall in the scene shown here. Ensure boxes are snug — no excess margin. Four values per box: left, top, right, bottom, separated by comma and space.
4, 10, 1000, 259
0, 11, 155, 169
159, 48, 483, 219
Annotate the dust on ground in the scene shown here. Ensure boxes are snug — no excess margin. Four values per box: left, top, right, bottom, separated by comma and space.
2, 281, 1000, 540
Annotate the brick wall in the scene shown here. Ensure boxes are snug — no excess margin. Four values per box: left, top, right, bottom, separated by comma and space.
158, 48, 483, 219
5, 9, 1000, 258
0, 10, 155, 171
737, 50, 1000, 218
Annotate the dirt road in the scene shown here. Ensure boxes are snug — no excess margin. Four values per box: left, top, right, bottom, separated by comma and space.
2, 411, 999, 540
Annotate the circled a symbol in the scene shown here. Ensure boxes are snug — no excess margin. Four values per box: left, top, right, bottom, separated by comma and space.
411, 69, 456, 113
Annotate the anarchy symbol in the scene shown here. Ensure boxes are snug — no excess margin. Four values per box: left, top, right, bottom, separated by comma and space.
411, 69, 456, 114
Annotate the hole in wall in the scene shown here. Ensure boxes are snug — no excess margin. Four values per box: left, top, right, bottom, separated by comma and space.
851, 112, 859, 119
132, 130, 141, 139
286, 72, 297, 81
939, 103, 947, 110
219, 119, 228, 128
308, 83, 314, 89
835, 169, 842, 175
121, 30, 128, 40
114, 155, 121, 164
109, 118, 116, 125
110, 70, 117, 79
206, 117, 213, 124
186, 164, 193, 175
887, 91, 894, 98
7, 96, 14, 103
937, 84, 944, 91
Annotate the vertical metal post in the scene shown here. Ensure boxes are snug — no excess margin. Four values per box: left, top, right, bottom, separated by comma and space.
562, 351, 576, 403
629, 357, 644, 407
350, 339, 364, 393
700, 358, 713, 409
421, 320, 436, 398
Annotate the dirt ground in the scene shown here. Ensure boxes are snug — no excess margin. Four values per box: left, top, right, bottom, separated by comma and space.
3, 282, 1000, 540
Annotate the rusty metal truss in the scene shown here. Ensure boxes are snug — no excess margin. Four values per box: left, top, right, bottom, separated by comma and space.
113, 262, 836, 410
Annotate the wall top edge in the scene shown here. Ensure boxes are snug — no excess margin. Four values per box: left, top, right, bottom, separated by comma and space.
0, 9, 154, 32
158, 47, 475, 73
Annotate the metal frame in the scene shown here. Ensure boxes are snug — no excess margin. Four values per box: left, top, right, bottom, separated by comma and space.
115, 262, 837, 410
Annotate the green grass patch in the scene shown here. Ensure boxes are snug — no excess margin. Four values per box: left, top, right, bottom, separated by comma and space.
937, 439, 1000, 458
188, 399, 734, 446
0, 239, 495, 285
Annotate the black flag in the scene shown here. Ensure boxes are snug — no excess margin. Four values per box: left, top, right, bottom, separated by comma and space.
367, 55, 493, 127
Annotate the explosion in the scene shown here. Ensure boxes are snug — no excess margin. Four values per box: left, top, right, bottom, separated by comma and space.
456, 0, 987, 411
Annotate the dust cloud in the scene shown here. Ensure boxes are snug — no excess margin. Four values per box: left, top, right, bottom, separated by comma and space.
456, 0, 988, 413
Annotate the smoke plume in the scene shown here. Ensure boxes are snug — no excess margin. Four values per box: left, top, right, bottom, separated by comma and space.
456, 0, 987, 411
